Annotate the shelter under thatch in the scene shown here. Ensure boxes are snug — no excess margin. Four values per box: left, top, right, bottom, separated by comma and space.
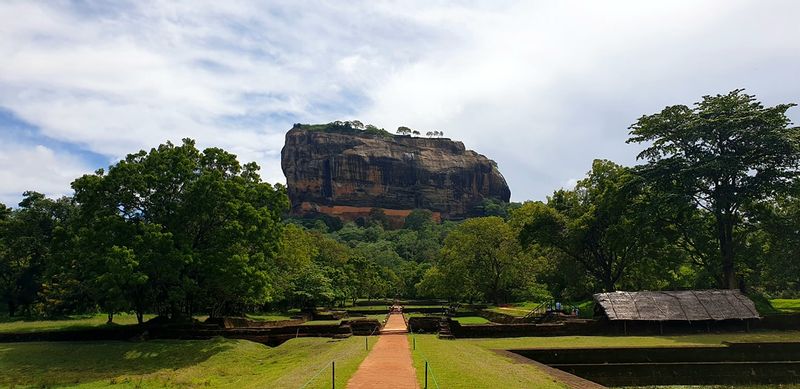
593, 290, 760, 322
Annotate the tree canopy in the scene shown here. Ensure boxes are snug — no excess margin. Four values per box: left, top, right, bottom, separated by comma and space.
71, 139, 288, 319
627, 90, 800, 289
2, 91, 800, 319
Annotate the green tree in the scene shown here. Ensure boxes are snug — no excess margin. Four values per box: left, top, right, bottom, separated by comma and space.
403, 209, 434, 230
520, 160, 667, 292
72, 139, 288, 319
628, 90, 800, 289
439, 216, 522, 304
367, 208, 390, 229
416, 265, 467, 301
473, 198, 511, 218
0, 193, 76, 317
93, 246, 148, 323
750, 195, 800, 295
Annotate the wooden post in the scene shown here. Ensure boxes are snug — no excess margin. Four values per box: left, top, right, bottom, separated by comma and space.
425, 361, 428, 389
365, 336, 368, 351
332, 361, 335, 389
413, 336, 416, 350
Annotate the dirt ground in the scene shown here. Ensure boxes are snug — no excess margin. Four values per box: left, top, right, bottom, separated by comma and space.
347, 313, 419, 389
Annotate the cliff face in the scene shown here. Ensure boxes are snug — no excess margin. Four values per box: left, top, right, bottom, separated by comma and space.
281, 124, 510, 221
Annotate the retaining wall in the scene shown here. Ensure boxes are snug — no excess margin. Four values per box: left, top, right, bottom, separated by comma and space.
205, 316, 308, 329
451, 319, 602, 338
345, 319, 381, 335
408, 317, 440, 333
511, 342, 800, 386
0, 322, 351, 346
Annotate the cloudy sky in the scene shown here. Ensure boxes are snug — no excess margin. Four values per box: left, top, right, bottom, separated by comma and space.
1, 1, 799, 206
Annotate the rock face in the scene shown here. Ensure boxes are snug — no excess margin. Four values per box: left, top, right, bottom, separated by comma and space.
281, 123, 511, 222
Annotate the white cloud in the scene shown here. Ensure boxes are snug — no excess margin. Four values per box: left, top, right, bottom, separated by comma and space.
360, 0, 800, 200
0, 0, 798, 204
0, 143, 92, 206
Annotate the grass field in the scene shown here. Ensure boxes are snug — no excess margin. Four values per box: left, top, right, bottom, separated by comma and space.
454, 316, 491, 325
246, 313, 294, 321
303, 319, 343, 326
0, 336, 369, 388
771, 299, 800, 313
0, 313, 155, 333
361, 313, 389, 322
486, 301, 596, 319
408, 330, 800, 389
2, 325, 800, 388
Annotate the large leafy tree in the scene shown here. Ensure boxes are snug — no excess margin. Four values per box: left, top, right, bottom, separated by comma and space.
72, 139, 288, 318
520, 160, 668, 292
628, 90, 800, 289
0, 193, 76, 316
750, 195, 800, 295
438, 216, 523, 304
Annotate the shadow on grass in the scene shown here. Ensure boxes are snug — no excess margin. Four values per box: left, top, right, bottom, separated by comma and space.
0, 337, 234, 387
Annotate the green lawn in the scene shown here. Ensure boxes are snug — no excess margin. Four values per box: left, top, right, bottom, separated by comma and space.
0, 313, 155, 333
485, 302, 542, 317
408, 330, 800, 389
486, 301, 595, 319
303, 319, 343, 326
361, 313, 388, 322
344, 305, 443, 311
0, 336, 369, 388
409, 334, 565, 389
246, 313, 294, 321
455, 316, 491, 325
344, 305, 389, 312
770, 299, 800, 314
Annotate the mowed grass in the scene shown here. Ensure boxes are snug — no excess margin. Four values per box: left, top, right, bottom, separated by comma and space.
409, 334, 565, 389
454, 316, 491, 325
408, 330, 800, 389
0, 336, 369, 388
0, 313, 155, 333
771, 299, 800, 314
486, 301, 595, 319
304, 319, 343, 326
246, 312, 294, 321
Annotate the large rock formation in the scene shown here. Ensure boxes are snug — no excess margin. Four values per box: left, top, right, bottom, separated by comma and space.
281, 123, 510, 222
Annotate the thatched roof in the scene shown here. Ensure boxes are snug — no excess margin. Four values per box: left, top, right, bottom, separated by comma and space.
593, 290, 760, 321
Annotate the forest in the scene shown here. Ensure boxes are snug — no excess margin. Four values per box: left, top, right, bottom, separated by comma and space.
1, 90, 798, 322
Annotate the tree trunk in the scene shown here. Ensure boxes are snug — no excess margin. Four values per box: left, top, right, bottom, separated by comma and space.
717, 213, 737, 289
136, 311, 144, 324
492, 275, 501, 305
603, 278, 616, 293
7, 301, 16, 317
107, 312, 114, 324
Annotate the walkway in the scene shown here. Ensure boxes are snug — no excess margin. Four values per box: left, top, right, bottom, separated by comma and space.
347, 313, 419, 389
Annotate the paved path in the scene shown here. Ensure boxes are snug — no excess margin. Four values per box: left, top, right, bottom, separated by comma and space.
347, 313, 419, 389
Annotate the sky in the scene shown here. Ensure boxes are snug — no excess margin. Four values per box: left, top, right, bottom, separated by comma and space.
1, 1, 799, 206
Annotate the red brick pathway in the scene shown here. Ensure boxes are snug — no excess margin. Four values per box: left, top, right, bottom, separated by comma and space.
346, 313, 419, 389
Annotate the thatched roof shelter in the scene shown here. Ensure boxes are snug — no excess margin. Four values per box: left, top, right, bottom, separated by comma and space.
593, 290, 760, 321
